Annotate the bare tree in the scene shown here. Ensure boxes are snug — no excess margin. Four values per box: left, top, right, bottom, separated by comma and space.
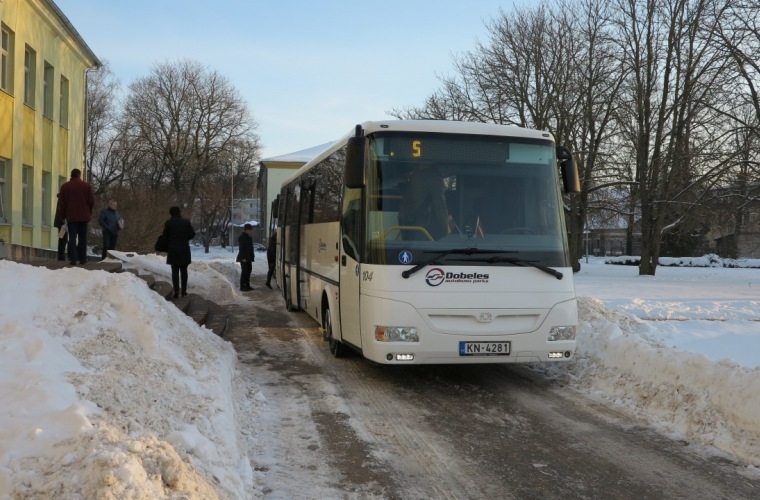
392, 0, 760, 269
613, 0, 736, 274
553, 0, 629, 271
196, 139, 259, 252
122, 59, 260, 207
712, 1, 760, 258
85, 59, 262, 252
717, 1, 760, 128
85, 61, 122, 195
393, 1, 627, 271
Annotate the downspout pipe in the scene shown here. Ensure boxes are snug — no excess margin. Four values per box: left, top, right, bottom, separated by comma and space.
83, 66, 97, 181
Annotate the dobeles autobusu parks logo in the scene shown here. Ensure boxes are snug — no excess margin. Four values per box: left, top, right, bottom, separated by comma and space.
424, 268, 490, 287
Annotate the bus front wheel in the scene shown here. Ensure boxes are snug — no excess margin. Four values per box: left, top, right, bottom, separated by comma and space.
323, 308, 345, 358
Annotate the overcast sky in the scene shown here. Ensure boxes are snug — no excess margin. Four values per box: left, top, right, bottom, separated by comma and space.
53, 0, 530, 159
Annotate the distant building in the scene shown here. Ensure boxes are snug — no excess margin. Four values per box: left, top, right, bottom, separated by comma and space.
232, 197, 260, 228
258, 142, 332, 239
0, 0, 100, 261
230, 197, 261, 243
584, 227, 637, 257
706, 186, 760, 258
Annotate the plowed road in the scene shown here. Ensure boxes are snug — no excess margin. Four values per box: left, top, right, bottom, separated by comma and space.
225, 291, 758, 499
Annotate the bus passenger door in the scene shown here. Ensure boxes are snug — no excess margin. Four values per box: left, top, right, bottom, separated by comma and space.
339, 187, 362, 349
281, 187, 299, 311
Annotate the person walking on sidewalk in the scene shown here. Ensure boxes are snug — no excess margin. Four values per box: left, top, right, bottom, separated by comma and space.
57, 168, 95, 265
162, 206, 196, 298
237, 223, 255, 291
265, 229, 277, 289
98, 199, 123, 260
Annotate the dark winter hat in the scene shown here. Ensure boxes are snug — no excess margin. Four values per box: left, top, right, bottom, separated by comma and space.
244, 223, 253, 230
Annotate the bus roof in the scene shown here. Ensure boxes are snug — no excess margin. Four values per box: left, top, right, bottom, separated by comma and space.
283, 120, 555, 185
358, 120, 553, 140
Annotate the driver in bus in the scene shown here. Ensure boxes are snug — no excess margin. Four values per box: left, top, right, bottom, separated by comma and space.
398, 163, 449, 240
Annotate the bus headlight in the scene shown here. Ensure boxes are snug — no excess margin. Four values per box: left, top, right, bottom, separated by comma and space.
375, 326, 419, 342
548, 326, 576, 341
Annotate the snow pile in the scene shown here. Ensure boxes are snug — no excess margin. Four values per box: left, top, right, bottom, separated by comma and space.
537, 259, 760, 468
605, 254, 760, 268
0, 261, 247, 498
2, 250, 760, 497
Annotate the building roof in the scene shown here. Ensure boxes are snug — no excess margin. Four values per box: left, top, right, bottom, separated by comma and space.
46, 0, 101, 67
260, 142, 334, 164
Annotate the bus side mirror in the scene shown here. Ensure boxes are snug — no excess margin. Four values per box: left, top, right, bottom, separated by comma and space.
557, 145, 581, 194
345, 128, 366, 188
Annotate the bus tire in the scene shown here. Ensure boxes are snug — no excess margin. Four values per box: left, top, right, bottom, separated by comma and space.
324, 308, 345, 358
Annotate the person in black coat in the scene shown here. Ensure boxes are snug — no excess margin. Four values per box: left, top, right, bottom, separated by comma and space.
265, 229, 277, 289
162, 206, 196, 298
236, 223, 255, 291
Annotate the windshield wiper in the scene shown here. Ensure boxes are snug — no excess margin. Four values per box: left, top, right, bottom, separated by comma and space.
451, 255, 564, 280
401, 248, 517, 279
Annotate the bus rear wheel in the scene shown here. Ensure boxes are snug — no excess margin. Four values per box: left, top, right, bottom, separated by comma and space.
323, 308, 345, 358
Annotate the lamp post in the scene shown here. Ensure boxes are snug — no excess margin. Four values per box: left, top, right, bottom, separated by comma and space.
229, 165, 235, 251
583, 229, 590, 264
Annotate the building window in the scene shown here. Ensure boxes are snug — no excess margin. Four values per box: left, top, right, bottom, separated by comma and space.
60, 76, 69, 127
0, 158, 7, 222
22, 166, 32, 224
24, 45, 36, 107
1, 25, 11, 93
43, 62, 54, 118
42, 172, 51, 225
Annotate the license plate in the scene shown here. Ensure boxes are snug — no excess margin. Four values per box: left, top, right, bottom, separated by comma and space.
459, 341, 511, 356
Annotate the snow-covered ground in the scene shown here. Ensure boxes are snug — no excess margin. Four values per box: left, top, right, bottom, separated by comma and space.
1, 249, 759, 497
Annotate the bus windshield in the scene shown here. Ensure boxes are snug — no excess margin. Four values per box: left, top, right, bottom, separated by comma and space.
364, 132, 571, 267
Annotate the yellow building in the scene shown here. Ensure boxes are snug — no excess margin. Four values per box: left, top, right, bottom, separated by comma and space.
0, 0, 99, 260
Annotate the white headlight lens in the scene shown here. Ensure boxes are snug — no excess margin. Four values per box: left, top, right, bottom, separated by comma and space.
548, 326, 576, 341
375, 326, 419, 342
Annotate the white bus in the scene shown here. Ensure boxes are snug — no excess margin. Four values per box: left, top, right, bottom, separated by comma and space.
274, 120, 580, 364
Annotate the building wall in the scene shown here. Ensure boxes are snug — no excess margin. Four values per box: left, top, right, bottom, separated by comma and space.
738, 232, 760, 259
0, 0, 98, 257
258, 161, 304, 240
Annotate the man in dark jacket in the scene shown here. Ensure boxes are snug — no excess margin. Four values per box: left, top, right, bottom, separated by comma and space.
237, 223, 255, 291
162, 206, 196, 298
57, 168, 95, 265
265, 229, 277, 289
98, 199, 122, 260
